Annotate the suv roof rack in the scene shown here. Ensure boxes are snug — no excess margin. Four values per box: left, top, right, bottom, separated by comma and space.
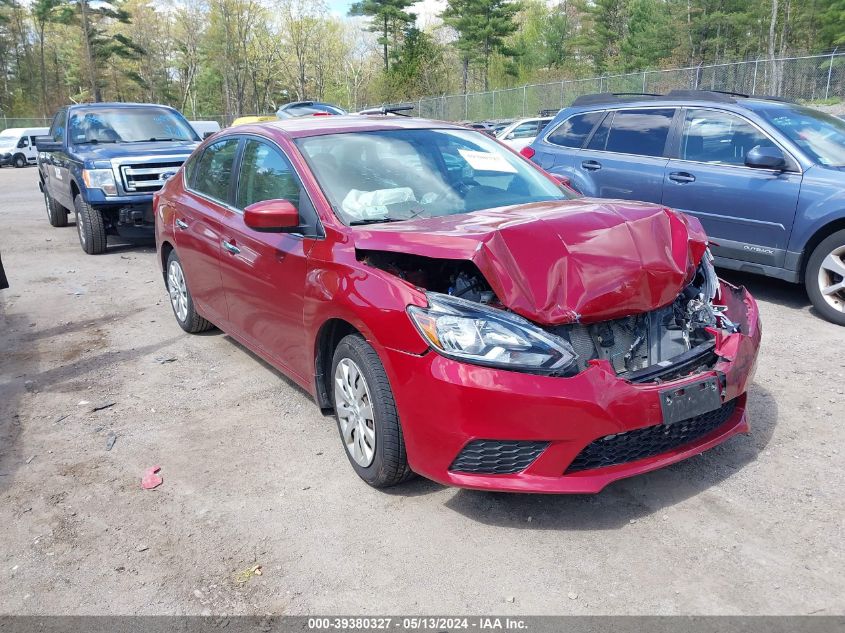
571, 89, 796, 108
571, 92, 661, 106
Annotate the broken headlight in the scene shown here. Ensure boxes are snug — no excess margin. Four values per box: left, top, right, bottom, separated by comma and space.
407, 292, 578, 374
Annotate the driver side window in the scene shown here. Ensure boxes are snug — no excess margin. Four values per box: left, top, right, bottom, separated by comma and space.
236, 140, 301, 210
681, 109, 776, 166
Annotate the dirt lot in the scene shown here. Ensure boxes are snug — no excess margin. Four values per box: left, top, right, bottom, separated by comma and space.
1, 166, 843, 616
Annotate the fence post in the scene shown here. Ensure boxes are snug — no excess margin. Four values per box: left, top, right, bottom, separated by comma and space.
492, 91, 495, 119
522, 85, 527, 117
642, 71, 647, 92
752, 58, 759, 94
826, 48, 838, 100
464, 92, 468, 121
695, 63, 702, 90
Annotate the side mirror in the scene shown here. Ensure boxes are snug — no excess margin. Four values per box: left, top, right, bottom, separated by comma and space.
35, 136, 62, 152
505, 133, 515, 140
203, 131, 216, 139
243, 199, 300, 233
551, 173, 580, 196
745, 145, 786, 170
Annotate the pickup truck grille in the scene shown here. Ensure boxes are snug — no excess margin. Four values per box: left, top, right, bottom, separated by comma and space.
119, 161, 183, 193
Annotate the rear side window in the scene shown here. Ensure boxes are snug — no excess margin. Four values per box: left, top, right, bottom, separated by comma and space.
603, 108, 675, 157
192, 138, 239, 203
546, 111, 604, 148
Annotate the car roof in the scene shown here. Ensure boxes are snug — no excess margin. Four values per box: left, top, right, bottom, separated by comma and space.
246, 115, 465, 139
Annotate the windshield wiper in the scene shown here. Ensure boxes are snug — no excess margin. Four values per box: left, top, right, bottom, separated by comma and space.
348, 217, 407, 226
130, 137, 188, 142
75, 139, 120, 145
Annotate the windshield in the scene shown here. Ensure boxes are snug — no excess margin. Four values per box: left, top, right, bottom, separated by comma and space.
756, 104, 845, 167
68, 107, 199, 144
295, 128, 571, 225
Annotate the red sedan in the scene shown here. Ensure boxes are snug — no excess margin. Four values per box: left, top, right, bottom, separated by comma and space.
154, 116, 761, 493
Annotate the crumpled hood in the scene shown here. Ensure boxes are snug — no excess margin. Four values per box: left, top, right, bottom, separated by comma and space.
352, 199, 709, 325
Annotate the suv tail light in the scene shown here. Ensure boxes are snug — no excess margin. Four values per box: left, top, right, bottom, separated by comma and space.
520, 146, 535, 159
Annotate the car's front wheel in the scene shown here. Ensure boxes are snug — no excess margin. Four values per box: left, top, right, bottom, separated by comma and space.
331, 334, 413, 488
806, 229, 845, 326
13, 154, 26, 168
74, 194, 107, 254
44, 190, 68, 227
165, 250, 213, 333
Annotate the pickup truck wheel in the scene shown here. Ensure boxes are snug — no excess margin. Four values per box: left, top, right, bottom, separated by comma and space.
13, 154, 26, 168
806, 229, 845, 326
165, 250, 213, 333
44, 190, 68, 227
74, 194, 107, 255
331, 334, 414, 488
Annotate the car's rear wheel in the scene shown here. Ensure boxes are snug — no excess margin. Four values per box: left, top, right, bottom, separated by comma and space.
331, 334, 413, 488
13, 154, 26, 168
806, 229, 845, 326
74, 194, 107, 254
44, 190, 68, 227
165, 250, 213, 333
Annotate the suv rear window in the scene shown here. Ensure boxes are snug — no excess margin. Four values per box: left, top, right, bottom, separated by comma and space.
546, 112, 604, 148
596, 108, 675, 157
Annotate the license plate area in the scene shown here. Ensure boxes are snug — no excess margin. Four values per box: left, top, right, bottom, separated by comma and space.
659, 376, 721, 425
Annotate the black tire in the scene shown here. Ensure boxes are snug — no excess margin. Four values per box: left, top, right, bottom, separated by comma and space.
44, 190, 68, 227
331, 334, 413, 488
165, 250, 214, 333
805, 228, 845, 326
13, 154, 26, 168
74, 194, 107, 255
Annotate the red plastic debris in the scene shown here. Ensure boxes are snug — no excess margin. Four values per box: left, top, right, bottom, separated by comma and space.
141, 465, 163, 490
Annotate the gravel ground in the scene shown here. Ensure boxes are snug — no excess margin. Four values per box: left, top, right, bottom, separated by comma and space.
1, 166, 843, 616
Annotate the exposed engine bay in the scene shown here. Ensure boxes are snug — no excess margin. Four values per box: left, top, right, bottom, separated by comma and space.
360, 248, 739, 380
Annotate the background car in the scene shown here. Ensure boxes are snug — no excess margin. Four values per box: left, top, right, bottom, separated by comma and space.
155, 115, 760, 493
0, 127, 49, 167
496, 116, 552, 151
525, 90, 845, 325
189, 120, 221, 139
36, 103, 199, 254
276, 101, 346, 118
230, 115, 277, 127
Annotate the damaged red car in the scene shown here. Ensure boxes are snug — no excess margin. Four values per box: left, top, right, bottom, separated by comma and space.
154, 116, 761, 493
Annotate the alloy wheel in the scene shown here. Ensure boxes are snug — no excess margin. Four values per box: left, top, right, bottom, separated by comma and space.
334, 358, 376, 467
168, 260, 189, 323
817, 244, 845, 314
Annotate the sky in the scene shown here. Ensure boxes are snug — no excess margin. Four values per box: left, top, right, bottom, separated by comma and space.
325, 0, 448, 28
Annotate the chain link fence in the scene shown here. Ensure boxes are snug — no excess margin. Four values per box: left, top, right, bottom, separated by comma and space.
6, 52, 845, 129
404, 51, 845, 122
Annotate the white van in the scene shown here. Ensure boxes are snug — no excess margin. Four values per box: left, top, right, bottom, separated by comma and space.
189, 120, 221, 139
0, 127, 49, 168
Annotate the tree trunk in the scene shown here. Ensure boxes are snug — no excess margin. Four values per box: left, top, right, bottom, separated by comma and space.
461, 57, 468, 95
79, 0, 100, 101
38, 24, 49, 117
383, 15, 389, 72
767, 0, 779, 94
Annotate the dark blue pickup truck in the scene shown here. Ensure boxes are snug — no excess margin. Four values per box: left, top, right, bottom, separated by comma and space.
36, 102, 200, 254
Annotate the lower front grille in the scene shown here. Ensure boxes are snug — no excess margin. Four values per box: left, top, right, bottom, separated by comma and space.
450, 439, 549, 475
565, 398, 738, 474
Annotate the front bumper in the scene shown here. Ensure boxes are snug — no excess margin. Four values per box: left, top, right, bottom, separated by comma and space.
383, 281, 761, 493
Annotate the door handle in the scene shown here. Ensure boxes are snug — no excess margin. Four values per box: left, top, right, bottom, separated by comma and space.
175, 219, 188, 230
581, 160, 602, 171
222, 240, 240, 255
669, 172, 696, 183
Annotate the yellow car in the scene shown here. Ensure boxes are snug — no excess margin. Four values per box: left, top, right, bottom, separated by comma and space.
229, 115, 277, 127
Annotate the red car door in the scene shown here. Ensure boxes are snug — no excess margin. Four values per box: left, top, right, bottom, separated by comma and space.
217, 137, 320, 384
172, 137, 240, 326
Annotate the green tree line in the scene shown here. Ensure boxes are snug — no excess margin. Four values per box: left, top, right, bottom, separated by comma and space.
0, 0, 844, 120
